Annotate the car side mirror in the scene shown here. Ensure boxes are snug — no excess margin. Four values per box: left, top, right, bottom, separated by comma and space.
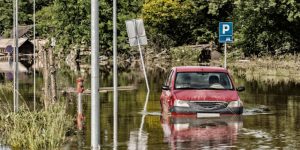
236, 86, 245, 92
162, 85, 170, 90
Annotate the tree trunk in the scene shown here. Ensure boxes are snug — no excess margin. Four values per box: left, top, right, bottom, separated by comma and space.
43, 49, 49, 109
49, 47, 57, 103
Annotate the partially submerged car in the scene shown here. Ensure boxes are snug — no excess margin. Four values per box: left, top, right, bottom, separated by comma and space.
160, 66, 245, 116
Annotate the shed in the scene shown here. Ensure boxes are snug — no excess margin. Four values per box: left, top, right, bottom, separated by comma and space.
0, 38, 34, 68
0, 38, 33, 55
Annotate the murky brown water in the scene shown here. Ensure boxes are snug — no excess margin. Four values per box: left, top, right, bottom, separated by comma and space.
67, 64, 300, 150
1, 63, 300, 149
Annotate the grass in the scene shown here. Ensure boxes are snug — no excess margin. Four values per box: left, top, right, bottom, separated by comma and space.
228, 54, 300, 84
168, 46, 300, 84
0, 74, 74, 149
0, 102, 73, 150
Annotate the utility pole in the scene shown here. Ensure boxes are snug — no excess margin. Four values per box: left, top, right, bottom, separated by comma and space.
91, 0, 100, 149
33, 0, 36, 111
113, 0, 118, 149
13, 0, 19, 113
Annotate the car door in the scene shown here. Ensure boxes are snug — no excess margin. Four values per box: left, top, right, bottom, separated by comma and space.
161, 70, 174, 112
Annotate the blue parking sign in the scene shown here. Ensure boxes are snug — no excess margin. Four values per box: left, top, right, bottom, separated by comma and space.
219, 22, 233, 43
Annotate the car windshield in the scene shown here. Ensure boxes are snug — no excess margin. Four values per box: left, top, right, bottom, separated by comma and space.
175, 72, 233, 90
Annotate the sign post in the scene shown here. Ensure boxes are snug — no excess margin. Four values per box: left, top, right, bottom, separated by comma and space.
125, 19, 149, 93
219, 22, 233, 69
125, 20, 150, 144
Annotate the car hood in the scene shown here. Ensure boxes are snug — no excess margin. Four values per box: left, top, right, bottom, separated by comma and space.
173, 90, 239, 102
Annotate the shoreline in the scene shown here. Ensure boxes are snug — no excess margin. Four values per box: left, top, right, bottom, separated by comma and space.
227, 55, 300, 84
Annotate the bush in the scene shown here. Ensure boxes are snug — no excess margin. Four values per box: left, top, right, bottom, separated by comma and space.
170, 46, 202, 62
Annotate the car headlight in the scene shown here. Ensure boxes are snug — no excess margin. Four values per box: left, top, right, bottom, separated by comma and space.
174, 100, 189, 107
228, 100, 243, 107
174, 123, 189, 131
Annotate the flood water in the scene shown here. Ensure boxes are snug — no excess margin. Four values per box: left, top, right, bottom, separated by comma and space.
1, 62, 300, 149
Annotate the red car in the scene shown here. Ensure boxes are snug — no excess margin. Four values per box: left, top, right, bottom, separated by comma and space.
160, 66, 244, 116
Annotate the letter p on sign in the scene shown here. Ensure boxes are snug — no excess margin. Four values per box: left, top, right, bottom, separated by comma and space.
222, 24, 230, 34
219, 22, 232, 36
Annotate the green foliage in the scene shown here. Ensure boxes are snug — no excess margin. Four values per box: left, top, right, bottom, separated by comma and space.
234, 0, 300, 56
142, 0, 232, 50
142, 0, 190, 48
0, 0, 13, 37
37, 0, 144, 55
1, 0, 300, 57
36, 0, 90, 55
0, 0, 53, 37
143, 0, 300, 56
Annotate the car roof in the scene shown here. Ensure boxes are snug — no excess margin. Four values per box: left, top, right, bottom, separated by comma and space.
172, 66, 228, 73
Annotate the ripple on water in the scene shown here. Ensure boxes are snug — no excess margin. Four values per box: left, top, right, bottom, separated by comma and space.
242, 108, 273, 116
138, 111, 161, 116
0, 145, 10, 150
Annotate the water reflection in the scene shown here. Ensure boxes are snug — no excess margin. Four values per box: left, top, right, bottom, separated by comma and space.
0, 146, 11, 150
127, 130, 148, 150
127, 92, 150, 150
161, 116, 243, 149
2, 60, 300, 149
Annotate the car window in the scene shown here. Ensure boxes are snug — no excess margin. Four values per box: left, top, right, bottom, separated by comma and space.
175, 72, 233, 90
165, 70, 174, 87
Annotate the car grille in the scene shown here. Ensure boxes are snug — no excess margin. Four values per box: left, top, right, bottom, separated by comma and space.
189, 101, 228, 110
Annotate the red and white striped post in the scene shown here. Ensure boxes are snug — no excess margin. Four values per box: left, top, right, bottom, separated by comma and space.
76, 77, 84, 130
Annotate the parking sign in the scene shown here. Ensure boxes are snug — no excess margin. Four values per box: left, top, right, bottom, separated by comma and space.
219, 22, 233, 43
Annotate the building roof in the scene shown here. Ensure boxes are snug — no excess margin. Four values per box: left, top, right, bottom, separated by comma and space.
173, 66, 228, 73
0, 38, 28, 48
10, 25, 33, 38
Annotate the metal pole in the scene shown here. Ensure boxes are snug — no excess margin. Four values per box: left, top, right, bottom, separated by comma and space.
138, 43, 150, 92
91, 0, 100, 148
13, 0, 19, 113
33, 0, 36, 111
224, 42, 227, 69
135, 20, 150, 93
113, 0, 118, 149
138, 91, 149, 139
13, 0, 15, 111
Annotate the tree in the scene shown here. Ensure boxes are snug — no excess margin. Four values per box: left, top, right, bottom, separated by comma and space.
0, 0, 13, 37
142, 0, 233, 50
0, 0, 53, 37
234, 0, 300, 56
37, 0, 144, 55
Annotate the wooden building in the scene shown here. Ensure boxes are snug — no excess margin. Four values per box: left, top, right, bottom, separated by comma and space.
0, 38, 34, 69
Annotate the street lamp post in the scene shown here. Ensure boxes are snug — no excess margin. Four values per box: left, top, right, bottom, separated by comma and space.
91, 0, 100, 149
